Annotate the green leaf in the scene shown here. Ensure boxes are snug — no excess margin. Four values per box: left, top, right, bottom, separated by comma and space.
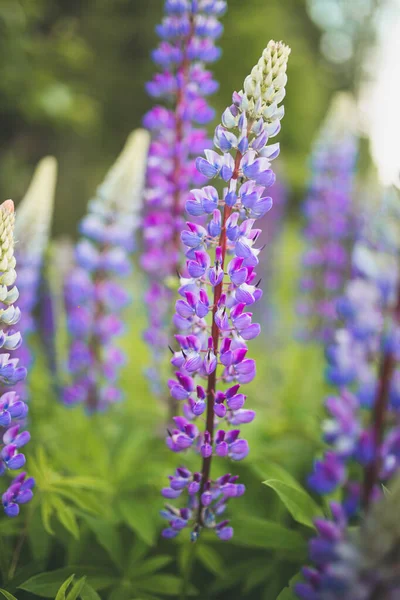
196, 545, 224, 576
276, 572, 302, 599
50, 495, 80, 539
41, 496, 55, 535
136, 575, 197, 596
0, 590, 18, 600
80, 584, 102, 600
131, 556, 172, 578
82, 516, 123, 568
119, 498, 157, 546
252, 463, 304, 489
66, 576, 86, 600
230, 517, 307, 555
107, 585, 133, 600
263, 479, 322, 528
55, 575, 75, 600
51, 487, 107, 517
19, 567, 118, 597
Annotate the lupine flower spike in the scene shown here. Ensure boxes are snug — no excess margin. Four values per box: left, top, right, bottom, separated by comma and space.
141, 0, 226, 399
14, 156, 57, 401
161, 40, 291, 541
296, 193, 400, 598
0, 199, 34, 517
63, 130, 150, 412
298, 93, 358, 343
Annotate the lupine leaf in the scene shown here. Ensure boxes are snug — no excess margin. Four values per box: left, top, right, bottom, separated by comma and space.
80, 584, 102, 600
107, 585, 133, 600
118, 498, 157, 546
81, 516, 123, 568
0, 590, 18, 600
130, 556, 173, 578
55, 575, 75, 600
276, 572, 302, 599
196, 545, 224, 576
253, 462, 304, 489
230, 517, 307, 555
18, 567, 118, 596
135, 575, 197, 596
66, 576, 86, 600
50, 495, 80, 539
263, 479, 322, 528
51, 487, 107, 517
41, 496, 55, 535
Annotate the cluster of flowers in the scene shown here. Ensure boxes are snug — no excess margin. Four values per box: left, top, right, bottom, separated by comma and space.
298, 97, 358, 343
13, 157, 57, 401
0, 200, 34, 517
141, 0, 226, 393
161, 40, 291, 540
63, 131, 149, 412
296, 201, 400, 598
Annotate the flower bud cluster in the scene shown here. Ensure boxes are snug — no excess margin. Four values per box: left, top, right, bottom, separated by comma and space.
63, 131, 149, 412
0, 200, 34, 517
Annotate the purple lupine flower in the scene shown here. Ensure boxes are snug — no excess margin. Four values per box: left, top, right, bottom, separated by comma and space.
13, 157, 57, 402
297, 95, 358, 343
296, 197, 400, 598
0, 200, 34, 516
63, 131, 149, 412
141, 0, 226, 399
162, 40, 291, 541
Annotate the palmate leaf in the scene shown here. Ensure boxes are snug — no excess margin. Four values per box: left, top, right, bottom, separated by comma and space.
263, 479, 323, 528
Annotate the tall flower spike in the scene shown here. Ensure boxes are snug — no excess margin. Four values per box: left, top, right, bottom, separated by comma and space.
63, 130, 150, 412
297, 93, 358, 343
296, 192, 400, 598
14, 156, 57, 401
0, 199, 34, 517
141, 0, 226, 400
161, 40, 290, 541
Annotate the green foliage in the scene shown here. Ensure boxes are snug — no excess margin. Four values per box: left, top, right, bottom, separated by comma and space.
262, 479, 322, 529
0, 590, 18, 600
0, 220, 329, 598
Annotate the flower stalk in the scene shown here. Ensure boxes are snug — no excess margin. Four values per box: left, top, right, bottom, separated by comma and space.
161, 40, 291, 540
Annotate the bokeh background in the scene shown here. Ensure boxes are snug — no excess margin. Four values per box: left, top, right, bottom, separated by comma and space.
0, 0, 387, 234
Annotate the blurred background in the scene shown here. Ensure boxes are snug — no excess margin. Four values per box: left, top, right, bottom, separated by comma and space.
1, 0, 398, 236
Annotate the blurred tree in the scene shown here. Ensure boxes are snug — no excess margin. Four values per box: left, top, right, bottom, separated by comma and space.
0, 0, 340, 236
